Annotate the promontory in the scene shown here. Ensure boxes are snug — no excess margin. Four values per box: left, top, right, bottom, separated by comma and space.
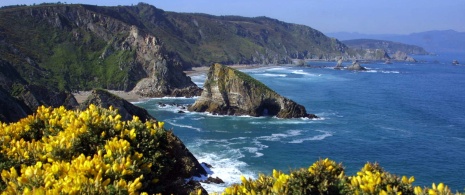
188, 64, 317, 119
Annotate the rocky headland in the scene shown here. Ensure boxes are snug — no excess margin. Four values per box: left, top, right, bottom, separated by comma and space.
188, 64, 317, 119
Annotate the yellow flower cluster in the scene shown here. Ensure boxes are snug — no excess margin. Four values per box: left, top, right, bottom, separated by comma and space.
221, 159, 463, 195
0, 105, 170, 194
414, 183, 454, 195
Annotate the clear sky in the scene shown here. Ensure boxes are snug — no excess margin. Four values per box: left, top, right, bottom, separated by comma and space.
1, 0, 464, 35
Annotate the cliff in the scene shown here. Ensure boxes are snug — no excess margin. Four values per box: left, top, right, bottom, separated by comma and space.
342, 39, 429, 55
189, 64, 317, 118
0, 4, 200, 96
342, 39, 426, 62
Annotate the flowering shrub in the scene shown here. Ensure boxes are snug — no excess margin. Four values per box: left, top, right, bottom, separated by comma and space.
221, 158, 463, 195
0, 104, 196, 194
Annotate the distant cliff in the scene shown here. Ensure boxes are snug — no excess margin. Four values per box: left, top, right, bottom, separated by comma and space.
342, 39, 428, 62
189, 64, 317, 118
342, 39, 429, 55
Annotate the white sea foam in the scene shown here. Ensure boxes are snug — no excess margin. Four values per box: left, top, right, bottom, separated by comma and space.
188, 142, 256, 194
291, 70, 314, 76
256, 130, 303, 142
165, 120, 202, 131
249, 118, 318, 125
257, 73, 287, 77
289, 130, 333, 143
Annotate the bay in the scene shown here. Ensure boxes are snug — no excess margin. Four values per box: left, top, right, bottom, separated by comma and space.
135, 53, 465, 193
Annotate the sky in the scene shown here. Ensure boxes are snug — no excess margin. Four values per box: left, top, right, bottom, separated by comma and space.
1, 0, 464, 35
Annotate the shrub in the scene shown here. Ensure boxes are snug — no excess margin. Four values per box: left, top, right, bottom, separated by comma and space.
220, 159, 463, 195
0, 104, 197, 194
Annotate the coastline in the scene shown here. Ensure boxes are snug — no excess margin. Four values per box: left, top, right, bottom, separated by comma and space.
73, 64, 271, 103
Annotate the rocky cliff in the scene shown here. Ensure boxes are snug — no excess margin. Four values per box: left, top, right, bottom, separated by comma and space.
0, 4, 200, 96
342, 39, 426, 62
189, 64, 317, 118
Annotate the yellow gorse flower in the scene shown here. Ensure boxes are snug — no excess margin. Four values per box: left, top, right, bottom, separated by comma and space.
0, 105, 169, 194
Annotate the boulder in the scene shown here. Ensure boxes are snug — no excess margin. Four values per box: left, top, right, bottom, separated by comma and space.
346, 61, 367, 71
188, 64, 317, 118
18, 84, 79, 111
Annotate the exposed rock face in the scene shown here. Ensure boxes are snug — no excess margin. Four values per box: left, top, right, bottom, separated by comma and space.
18, 85, 79, 112
342, 39, 430, 55
79, 89, 155, 122
347, 61, 367, 71
334, 58, 344, 69
189, 64, 317, 118
0, 88, 30, 123
391, 51, 417, 62
0, 4, 200, 96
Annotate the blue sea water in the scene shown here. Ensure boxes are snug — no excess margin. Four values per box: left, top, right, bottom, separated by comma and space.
135, 53, 465, 193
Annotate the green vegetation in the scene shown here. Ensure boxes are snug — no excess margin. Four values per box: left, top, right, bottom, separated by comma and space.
221, 158, 463, 195
0, 105, 202, 194
0, 5, 141, 92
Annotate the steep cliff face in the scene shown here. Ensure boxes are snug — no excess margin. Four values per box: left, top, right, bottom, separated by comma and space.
189, 64, 317, 118
0, 4, 199, 96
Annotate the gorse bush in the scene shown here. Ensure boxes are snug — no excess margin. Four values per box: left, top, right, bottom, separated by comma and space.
0, 104, 190, 194
221, 159, 463, 195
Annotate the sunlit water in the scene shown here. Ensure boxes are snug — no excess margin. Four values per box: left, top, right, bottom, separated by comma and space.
135, 53, 465, 193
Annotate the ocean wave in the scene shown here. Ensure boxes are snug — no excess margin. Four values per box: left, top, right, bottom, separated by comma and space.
289, 130, 333, 143
256, 130, 303, 141
188, 143, 255, 194
165, 121, 202, 131
291, 70, 314, 76
365, 69, 400, 74
249, 118, 319, 125
256, 73, 287, 77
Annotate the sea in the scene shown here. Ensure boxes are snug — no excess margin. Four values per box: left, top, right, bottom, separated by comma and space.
134, 53, 465, 193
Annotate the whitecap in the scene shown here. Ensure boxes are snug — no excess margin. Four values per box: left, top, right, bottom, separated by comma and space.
257, 73, 287, 77
291, 70, 314, 76
166, 121, 202, 131
188, 145, 255, 194
289, 130, 333, 143
256, 130, 303, 141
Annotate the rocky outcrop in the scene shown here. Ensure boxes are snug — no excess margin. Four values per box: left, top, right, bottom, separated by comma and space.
0, 88, 30, 123
334, 58, 344, 69
79, 89, 155, 122
391, 51, 417, 62
189, 64, 317, 118
346, 61, 367, 71
17, 85, 79, 112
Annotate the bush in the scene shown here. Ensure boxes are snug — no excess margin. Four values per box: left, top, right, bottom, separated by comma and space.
221, 158, 463, 195
0, 104, 197, 194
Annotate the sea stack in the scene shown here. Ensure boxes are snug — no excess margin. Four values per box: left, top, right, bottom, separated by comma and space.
188, 64, 317, 119
346, 60, 367, 71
